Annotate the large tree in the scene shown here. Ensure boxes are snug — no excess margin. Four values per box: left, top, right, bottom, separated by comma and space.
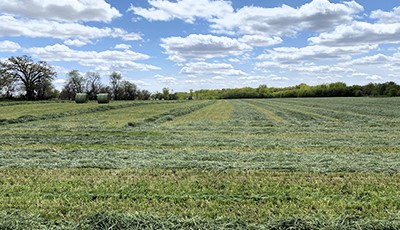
0, 55, 56, 100
85, 71, 103, 100
110, 71, 122, 100
119, 80, 137, 100
60, 70, 86, 100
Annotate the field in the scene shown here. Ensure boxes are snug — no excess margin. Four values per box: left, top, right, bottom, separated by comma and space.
1, 98, 400, 229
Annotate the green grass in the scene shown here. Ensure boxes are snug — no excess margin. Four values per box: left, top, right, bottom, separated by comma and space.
1, 169, 400, 225
1, 98, 400, 229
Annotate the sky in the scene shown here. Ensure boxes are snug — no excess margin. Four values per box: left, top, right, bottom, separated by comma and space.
1, 0, 400, 92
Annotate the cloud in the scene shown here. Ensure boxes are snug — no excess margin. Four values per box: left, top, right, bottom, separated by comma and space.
238, 75, 268, 85
308, 21, 400, 46
238, 76, 267, 81
26, 44, 160, 71
212, 76, 226, 80
238, 35, 282, 47
370, 6, 400, 24
154, 74, 177, 85
0, 15, 142, 43
0, 0, 121, 22
129, 80, 151, 87
343, 53, 392, 66
210, 0, 363, 35
180, 62, 247, 76
114, 44, 132, 50
129, 0, 233, 23
160, 34, 251, 62
64, 39, 88, 47
255, 61, 354, 79
53, 79, 67, 84
257, 45, 376, 63
0, 40, 21, 52
366, 75, 382, 80
293, 64, 354, 75
269, 75, 289, 81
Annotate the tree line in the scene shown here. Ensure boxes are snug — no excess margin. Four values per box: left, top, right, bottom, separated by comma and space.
188, 82, 400, 99
1, 55, 400, 100
0, 55, 153, 100
59, 70, 151, 100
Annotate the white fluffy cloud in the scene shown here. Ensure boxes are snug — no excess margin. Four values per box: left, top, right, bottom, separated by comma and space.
114, 44, 132, 50
0, 0, 121, 22
366, 75, 383, 80
371, 6, 400, 24
180, 62, 247, 76
210, 0, 363, 35
26, 44, 159, 71
308, 21, 400, 46
257, 45, 376, 63
64, 39, 88, 47
129, 0, 233, 23
293, 65, 354, 74
0, 40, 21, 52
238, 35, 282, 47
161, 34, 251, 62
154, 74, 177, 85
343, 54, 392, 66
0, 15, 142, 44
255, 61, 353, 77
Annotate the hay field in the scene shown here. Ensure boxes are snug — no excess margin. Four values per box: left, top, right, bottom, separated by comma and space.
1, 98, 400, 229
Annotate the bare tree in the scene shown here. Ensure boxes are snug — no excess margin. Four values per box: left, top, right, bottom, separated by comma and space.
85, 72, 102, 100
60, 70, 86, 100
0, 55, 56, 100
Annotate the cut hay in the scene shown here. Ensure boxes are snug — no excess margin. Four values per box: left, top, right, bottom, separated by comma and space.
75, 93, 88, 103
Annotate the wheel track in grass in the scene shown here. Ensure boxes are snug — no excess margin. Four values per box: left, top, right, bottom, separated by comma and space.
251, 99, 340, 122
242, 100, 286, 123
228, 100, 277, 126
163, 100, 233, 126
127, 100, 216, 127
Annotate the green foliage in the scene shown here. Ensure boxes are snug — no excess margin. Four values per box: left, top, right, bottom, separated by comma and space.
0, 55, 56, 100
193, 82, 400, 99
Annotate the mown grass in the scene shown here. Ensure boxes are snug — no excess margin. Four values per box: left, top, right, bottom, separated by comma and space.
0, 101, 137, 120
1, 169, 400, 225
1, 98, 400, 228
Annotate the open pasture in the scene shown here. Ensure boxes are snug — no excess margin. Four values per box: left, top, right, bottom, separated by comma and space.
1, 97, 400, 229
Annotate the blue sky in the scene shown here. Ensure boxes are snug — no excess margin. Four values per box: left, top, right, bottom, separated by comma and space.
1, 0, 400, 92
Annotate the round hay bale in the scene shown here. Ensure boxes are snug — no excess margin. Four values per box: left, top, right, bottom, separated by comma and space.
97, 93, 111, 104
75, 93, 88, 103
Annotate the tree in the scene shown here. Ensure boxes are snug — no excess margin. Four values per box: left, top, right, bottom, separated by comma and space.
162, 87, 170, 100
0, 70, 17, 98
120, 80, 137, 100
137, 89, 151, 100
0, 55, 56, 100
35, 77, 58, 99
60, 70, 86, 100
85, 72, 102, 100
110, 71, 122, 100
